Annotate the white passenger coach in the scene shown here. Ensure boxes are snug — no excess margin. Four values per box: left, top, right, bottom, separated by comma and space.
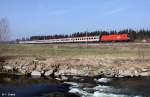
19, 36, 100, 44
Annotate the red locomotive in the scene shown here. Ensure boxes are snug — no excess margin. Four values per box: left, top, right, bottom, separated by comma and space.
100, 34, 130, 42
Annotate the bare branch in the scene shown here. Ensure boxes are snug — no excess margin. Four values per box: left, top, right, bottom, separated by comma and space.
0, 17, 10, 42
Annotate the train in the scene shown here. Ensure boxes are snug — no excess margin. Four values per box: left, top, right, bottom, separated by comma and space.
19, 34, 130, 44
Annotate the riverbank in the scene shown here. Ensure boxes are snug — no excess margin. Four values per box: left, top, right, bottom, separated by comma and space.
0, 43, 150, 78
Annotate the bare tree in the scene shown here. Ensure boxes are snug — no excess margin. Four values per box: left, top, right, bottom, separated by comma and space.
0, 18, 10, 42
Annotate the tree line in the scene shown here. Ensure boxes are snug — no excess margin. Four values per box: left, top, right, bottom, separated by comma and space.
29, 29, 150, 41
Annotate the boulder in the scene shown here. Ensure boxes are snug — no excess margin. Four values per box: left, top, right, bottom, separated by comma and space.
44, 70, 53, 76
140, 72, 150, 76
97, 78, 112, 83
18, 69, 26, 75
3, 65, 13, 72
31, 71, 41, 76
61, 75, 68, 80
55, 77, 61, 80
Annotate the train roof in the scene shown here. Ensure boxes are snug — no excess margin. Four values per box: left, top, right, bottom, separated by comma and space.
48, 35, 99, 40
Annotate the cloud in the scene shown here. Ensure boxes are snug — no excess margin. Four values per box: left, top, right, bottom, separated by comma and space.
105, 7, 128, 16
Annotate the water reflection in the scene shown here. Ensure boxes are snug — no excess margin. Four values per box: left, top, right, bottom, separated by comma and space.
0, 73, 75, 97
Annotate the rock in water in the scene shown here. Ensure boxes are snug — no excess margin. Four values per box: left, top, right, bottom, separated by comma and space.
61, 75, 68, 80
31, 71, 41, 76
97, 78, 111, 83
44, 70, 53, 76
3, 65, 13, 72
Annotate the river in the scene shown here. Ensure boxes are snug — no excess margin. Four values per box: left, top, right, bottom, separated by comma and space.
0, 74, 150, 97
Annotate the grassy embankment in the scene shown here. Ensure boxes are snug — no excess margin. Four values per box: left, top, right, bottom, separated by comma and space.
0, 43, 150, 61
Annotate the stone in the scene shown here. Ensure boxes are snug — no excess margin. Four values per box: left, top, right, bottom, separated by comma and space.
21, 64, 28, 70
3, 65, 13, 72
44, 70, 53, 76
97, 78, 111, 83
140, 72, 150, 76
61, 75, 68, 80
55, 77, 61, 80
31, 71, 41, 76
54, 72, 60, 77
19, 69, 26, 74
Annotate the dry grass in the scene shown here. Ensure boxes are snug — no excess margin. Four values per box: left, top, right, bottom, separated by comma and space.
0, 43, 150, 60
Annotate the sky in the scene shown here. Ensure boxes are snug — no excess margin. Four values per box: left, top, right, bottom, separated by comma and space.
0, 0, 150, 40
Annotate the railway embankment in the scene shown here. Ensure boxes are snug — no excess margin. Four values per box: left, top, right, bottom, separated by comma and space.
0, 43, 150, 79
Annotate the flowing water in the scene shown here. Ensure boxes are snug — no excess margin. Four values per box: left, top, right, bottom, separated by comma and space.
66, 77, 150, 97
0, 74, 150, 97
